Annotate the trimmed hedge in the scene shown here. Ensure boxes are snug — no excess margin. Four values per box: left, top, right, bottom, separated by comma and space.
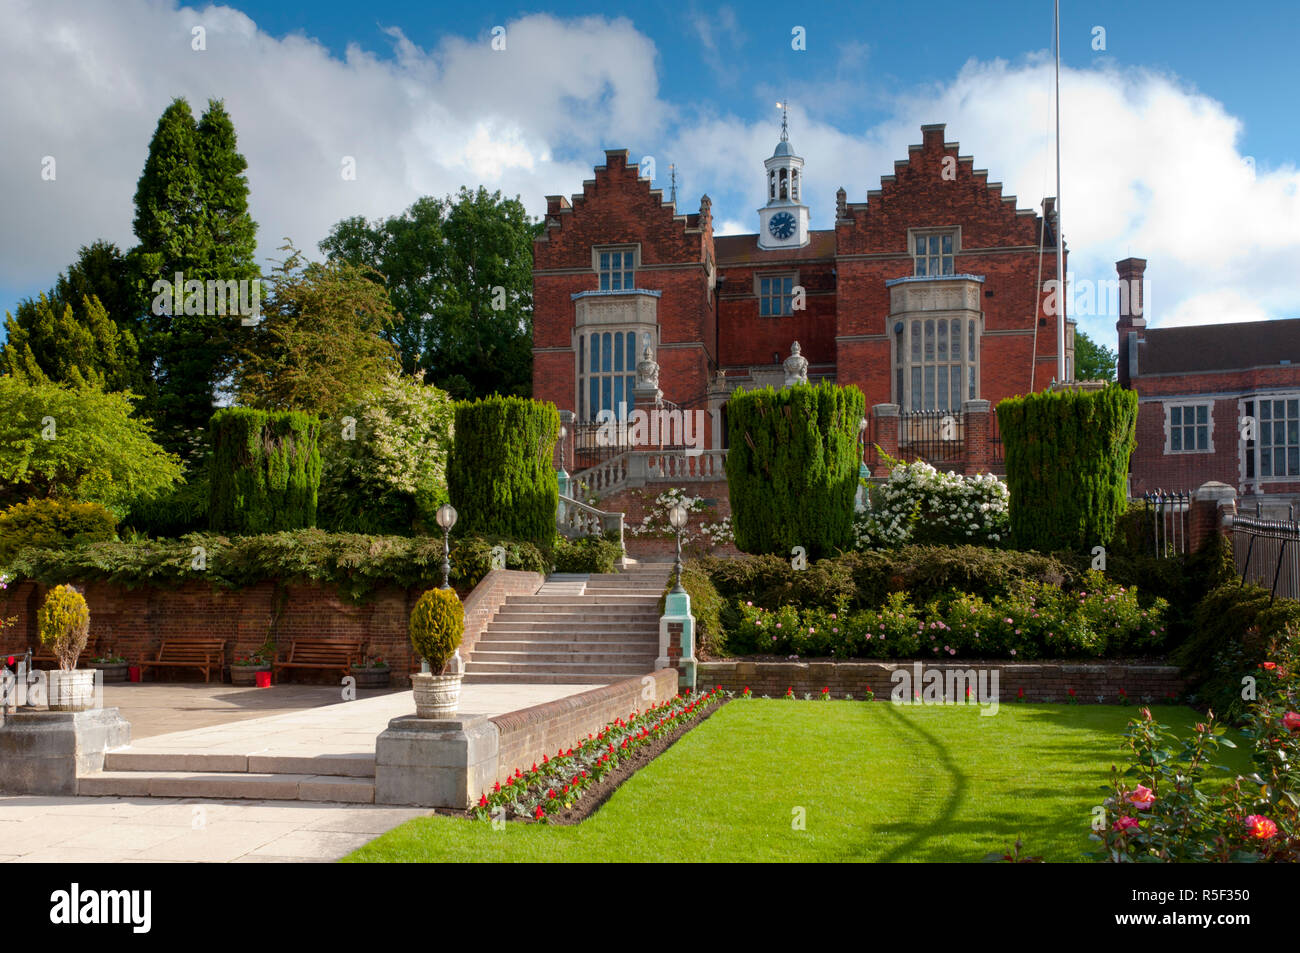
725, 381, 865, 559
209, 408, 322, 533
6, 530, 548, 603
553, 535, 624, 574
997, 384, 1137, 551
123, 471, 210, 538
447, 396, 559, 549
0, 498, 118, 563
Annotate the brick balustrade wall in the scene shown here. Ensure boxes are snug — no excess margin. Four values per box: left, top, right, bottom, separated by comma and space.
700, 660, 1185, 703
0, 569, 544, 687
489, 669, 679, 784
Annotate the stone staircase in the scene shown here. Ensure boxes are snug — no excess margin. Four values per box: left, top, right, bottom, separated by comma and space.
464, 564, 673, 685
79, 751, 376, 803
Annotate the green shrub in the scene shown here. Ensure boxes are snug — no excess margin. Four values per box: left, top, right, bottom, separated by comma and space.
0, 498, 117, 562
447, 396, 559, 548
409, 588, 464, 673
553, 535, 623, 574
449, 536, 550, 589
997, 384, 1137, 551
123, 470, 209, 538
658, 566, 726, 657
725, 381, 866, 558
209, 408, 322, 533
37, 584, 91, 670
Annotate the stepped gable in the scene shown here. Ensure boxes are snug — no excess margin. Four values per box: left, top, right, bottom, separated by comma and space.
535, 149, 712, 269
836, 123, 1049, 254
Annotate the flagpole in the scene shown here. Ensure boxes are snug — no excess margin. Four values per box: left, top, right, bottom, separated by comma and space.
1055, 0, 1066, 383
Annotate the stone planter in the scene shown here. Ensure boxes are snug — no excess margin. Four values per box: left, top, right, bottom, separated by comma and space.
88, 661, 129, 683
48, 670, 97, 712
412, 672, 462, 718
350, 666, 391, 689
231, 664, 272, 687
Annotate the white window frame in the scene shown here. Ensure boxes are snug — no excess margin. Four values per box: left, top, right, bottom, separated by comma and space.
908, 227, 958, 277
592, 245, 638, 291
892, 316, 980, 412
755, 272, 798, 317
1163, 401, 1215, 454
577, 328, 643, 423
1241, 393, 1300, 481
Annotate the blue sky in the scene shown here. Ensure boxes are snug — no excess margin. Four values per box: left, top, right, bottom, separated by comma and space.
3, 0, 1298, 349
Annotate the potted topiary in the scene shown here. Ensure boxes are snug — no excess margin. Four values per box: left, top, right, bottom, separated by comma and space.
350, 653, 391, 689
38, 584, 95, 711
408, 588, 464, 718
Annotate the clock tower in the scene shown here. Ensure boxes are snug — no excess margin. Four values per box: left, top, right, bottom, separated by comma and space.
757, 106, 810, 250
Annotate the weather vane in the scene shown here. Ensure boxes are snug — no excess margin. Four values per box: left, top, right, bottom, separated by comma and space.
775, 99, 789, 141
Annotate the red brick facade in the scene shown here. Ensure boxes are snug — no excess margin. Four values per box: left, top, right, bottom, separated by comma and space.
533, 124, 1071, 464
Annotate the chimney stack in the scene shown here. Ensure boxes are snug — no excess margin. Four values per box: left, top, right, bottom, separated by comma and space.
1115, 257, 1147, 389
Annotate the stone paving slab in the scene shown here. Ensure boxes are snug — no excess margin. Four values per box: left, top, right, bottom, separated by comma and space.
0, 795, 429, 863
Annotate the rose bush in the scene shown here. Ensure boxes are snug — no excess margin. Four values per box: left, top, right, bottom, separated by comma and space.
853, 455, 1009, 550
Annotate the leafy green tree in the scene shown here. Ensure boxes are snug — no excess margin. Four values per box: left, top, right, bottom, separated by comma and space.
1075, 329, 1118, 382
0, 376, 182, 510
131, 97, 259, 453
232, 244, 399, 417
2, 293, 140, 391
319, 373, 454, 534
320, 187, 538, 398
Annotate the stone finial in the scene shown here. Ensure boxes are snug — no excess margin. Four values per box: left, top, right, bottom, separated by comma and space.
636, 346, 660, 389
783, 341, 809, 387
836, 187, 847, 220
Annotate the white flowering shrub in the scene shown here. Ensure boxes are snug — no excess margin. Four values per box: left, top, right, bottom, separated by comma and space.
319, 373, 454, 534
853, 458, 1008, 550
629, 486, 735, 549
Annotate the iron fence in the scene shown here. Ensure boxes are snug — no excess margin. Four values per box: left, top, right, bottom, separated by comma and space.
1232, 503, 1300, 602
897, 410, 965, 468
1143, 490, 1190, 558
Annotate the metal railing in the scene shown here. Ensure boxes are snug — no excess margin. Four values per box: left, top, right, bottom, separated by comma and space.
1232, 503, 1300, 602
897, 410, 965, 468
1143, 490, 1190, 557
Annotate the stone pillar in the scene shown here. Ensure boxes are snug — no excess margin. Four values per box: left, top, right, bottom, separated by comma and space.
658, 589, 696, 691
963, 399, 991, 474
0, 708, 131, 795
1190, 481, 1236, 553
374, 715, 500, 809
871, 403, 900, 477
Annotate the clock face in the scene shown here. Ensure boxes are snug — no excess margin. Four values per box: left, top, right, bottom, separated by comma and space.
768, 211, 796, 240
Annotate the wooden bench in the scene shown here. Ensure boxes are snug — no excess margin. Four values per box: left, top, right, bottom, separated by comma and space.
27, 638, 101, 669
273, 639, 364, 682
138, 638, 226, 683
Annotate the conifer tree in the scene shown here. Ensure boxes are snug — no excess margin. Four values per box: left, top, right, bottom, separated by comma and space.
1, 293, 140, 392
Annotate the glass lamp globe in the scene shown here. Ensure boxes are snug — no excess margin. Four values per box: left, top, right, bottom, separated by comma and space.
436, 503, 458, 531
668, 504, 688, 530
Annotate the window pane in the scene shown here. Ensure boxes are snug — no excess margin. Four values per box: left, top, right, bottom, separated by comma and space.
942, 256, 953, 276
924, 320, 935, 361
1289, 399, 1299, 417
1261, 402, 1273, 420
589, 379, 599, 420
929, 236, 940, 255
911, 323, 921, 360
600, 273, 610, 291
589, 334, 599, 372
1289, 447, 1299, 475
953, 366, 963, 409
601, 333, 611, 372
627, 334, 636, 372
1262, 448, 1272, 476
924, 366, 935, 409
601, 376, 611, 415
969, 363, 976, 399
600, 253, 609, 270
916, 257, 927, 276
1196, 426, 1207, 448
942, 234, 953, 254
937, 366, 948, 410
915, 237, 926, 256
968, 321, 975, 361
1275, 400, 1286, 417
1289, 420, 1299, 443
1170, 406, 1181, 426
951, 320, 961, 359
1196, 405, 1208, 424
613, 333, 624, 372
1171, 428, 1182, 451
911, 368, 922, 411
614, 375, 624, 415
937, 320, 948, 360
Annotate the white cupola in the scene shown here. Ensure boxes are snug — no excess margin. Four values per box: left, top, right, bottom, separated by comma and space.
758, 103, 810, 250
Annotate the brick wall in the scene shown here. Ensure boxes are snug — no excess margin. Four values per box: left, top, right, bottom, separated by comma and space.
489, 669, 678, 783
1, 570, 544, 686
700, 659, 1185, 704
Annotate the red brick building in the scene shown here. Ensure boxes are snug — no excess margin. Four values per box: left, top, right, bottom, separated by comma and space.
534, 123, 1074, 482
1116, 262, 1300, 505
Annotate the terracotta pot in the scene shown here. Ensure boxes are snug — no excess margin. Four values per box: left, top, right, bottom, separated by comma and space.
231, 665, 271, 687
350, 667, 391, 689
411, 672, 462, 718
49, 669, 97, 712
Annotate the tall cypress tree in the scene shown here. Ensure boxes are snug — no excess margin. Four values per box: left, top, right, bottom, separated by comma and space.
131, 97, 258, 456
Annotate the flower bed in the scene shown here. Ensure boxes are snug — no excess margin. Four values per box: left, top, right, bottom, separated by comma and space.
1090, 627, 1299, 862
854, 457, 1009, 549
729, 570, 1168, 660
471, 686, 727, 824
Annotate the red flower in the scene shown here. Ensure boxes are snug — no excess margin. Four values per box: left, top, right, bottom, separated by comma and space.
534, 805, 545, 820
543, 754, 549, 764
1245, 815, 1278, 840
1017, 687, 1024, 698
1283, 712, 1300, 733
531, 762, 538, 772
1068, 689, 1076, 696
478, 794, 488, 808
1128, 785, 1156, 810
1118, 688, 1127, 696
547, 788, 555, 799
514, 768, 522, 779
1262, 662, 1277, 671
1113, 816, 1141, 833
492, 781, 500, 793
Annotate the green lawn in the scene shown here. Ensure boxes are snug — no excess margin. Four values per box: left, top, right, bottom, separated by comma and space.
346, 700, 1248, 863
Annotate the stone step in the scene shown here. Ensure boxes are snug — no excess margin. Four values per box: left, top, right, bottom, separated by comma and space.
494, 607, 660, 619
464, 660, 654, 676
77, 770, 375, 803
102, 750, 375, 777
486, 618, 659, 631
473, 638, 658, 653
478, 628, 658, 644
508, 595, 661, 606
461, 672, 632, 685
471, 650, 657, 666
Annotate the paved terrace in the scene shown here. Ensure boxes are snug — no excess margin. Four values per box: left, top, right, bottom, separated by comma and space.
1, 680, 601, 863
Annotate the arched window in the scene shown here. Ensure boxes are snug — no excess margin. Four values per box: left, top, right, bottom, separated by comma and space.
779, 168, 788, 200
791, 169, 799, 201
578, 330, 638, 422
768, 170, 776, 200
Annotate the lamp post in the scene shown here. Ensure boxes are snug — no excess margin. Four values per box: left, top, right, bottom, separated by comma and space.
436, 503, 458, 590
668, 503, 688, 593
